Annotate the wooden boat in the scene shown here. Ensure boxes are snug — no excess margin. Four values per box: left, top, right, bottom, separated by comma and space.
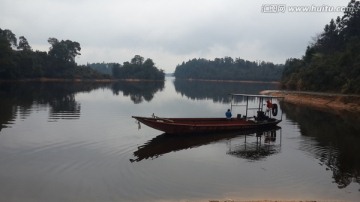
132, 94, 284, 134
132, 116, 280, 134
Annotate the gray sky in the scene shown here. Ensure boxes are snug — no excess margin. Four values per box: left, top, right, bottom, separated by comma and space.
0, 0, 351, 73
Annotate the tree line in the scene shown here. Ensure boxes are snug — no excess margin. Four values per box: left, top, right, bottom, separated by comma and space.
0, 29, 164, 80
174, 57, 284, 81
87, 62, 115, 76
281, 0, 360, 94
87, 55, 165, 80
0, 29, 106, 79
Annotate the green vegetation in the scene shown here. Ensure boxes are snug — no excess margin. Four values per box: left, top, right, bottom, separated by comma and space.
0, 29, 164, 81
112, 55, 165, 80
281, 0, 360, 94
0, 29, 105, 79
87, 62, 115, 76
87, 57, 165, 80
174, 57, 283, 81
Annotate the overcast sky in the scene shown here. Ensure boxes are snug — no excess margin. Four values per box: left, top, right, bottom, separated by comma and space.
0, 0, 351, 73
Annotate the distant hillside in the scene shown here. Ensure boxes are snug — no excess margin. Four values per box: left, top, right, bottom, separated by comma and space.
281, 0, 360, 94
174, 57, 284, 81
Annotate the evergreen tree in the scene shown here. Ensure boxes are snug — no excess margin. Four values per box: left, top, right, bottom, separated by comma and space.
281, 0, 360, 94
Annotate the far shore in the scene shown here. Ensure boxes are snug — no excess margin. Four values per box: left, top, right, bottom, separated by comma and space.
185, 78, 280, 84
0, 77, 281, 84
261, 90, 360, 112
0, 78, 164, 83
0, 77, 282, 84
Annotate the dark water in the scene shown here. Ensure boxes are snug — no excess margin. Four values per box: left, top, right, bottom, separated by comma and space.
0, 78, 359, 202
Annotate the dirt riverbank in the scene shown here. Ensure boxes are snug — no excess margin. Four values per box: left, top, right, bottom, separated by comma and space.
183, 199, 331, 202
260, 90, 360, 112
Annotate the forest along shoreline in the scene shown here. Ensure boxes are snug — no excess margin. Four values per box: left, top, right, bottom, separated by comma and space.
261, 90, 360, 113
183, 78, 280, 84
0, 78, 165, 83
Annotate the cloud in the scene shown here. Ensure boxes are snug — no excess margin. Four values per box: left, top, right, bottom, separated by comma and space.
0, 0, 351, 72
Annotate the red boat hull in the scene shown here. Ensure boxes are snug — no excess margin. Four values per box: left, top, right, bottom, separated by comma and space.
132, 116, 281, 134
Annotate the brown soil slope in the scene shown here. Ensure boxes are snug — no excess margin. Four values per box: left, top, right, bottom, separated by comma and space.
260, 90, 360, 112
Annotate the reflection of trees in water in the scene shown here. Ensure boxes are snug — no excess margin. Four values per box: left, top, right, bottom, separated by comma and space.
0, 82, 109, 130
48, 95, 81, 120
111, 81, 164, 104
0, 99, 16, 131
173, 79, 279, 103
282, 102, 360, 189
0, 81, 165, 131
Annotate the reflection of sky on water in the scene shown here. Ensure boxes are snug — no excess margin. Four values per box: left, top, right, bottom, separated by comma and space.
73, 78, 281, 119
0, 79, 360, 201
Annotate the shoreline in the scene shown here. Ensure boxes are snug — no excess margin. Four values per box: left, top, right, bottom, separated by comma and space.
0, 77, 279, 84
184, 78, 280, 84
0, 78, 164, 83
260, 90, 360, 112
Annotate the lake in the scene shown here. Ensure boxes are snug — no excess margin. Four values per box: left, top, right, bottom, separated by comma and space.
0, 78, 359, 202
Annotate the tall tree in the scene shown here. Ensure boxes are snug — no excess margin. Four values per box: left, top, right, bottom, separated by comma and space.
17, 36, 32, 51
0, 29, 17, 78
143, 58, 155, 68
48, 38, 81, 63
131, 55, 144, 66
0, 28, 17, 48
341, 0, 360, 41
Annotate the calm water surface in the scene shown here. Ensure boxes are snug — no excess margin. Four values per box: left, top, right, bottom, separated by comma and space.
0, 78, 359, 202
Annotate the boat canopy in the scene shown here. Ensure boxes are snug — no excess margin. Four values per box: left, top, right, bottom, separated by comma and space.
229, 93, 285, 99
229, 93, 285, 121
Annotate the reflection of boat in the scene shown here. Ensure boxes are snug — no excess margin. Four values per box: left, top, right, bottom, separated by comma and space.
132, 94, 284, 134
227, 128, 282, 161
130, 126, 281, 162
